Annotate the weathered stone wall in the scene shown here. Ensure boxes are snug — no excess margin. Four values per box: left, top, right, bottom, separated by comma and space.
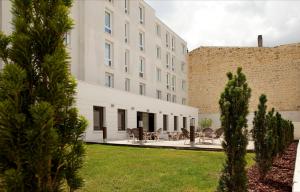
188, 43, 300, 114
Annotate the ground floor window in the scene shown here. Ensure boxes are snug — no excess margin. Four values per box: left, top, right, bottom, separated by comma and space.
93, 106, 104, 131
174, 116, 178, 131
183, 117, 187, 129
118, 109, 126, 131
163, 114, 168, 131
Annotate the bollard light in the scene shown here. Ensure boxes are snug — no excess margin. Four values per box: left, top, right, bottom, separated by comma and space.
190, 118, 195, 127
139, 120, 143, 128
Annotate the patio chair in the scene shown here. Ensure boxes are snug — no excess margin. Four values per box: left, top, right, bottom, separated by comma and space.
181, 128, 190, 144
200, 128, 224, 144
126, 128, 133, 142
152, 128, 162, 141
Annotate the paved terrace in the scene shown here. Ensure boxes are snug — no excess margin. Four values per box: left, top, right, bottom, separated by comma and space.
107, 138, 254, 151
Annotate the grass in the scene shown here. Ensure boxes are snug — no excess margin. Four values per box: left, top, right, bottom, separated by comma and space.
79, 144, 254, 192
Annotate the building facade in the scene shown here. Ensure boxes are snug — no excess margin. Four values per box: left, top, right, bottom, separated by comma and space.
188, 38, 300, 129
0, 0, 198, 141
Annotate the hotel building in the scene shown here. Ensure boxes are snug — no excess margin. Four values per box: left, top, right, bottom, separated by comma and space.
0, 0, 198, 141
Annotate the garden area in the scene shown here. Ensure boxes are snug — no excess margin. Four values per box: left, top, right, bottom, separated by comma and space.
79, 144, 255, 192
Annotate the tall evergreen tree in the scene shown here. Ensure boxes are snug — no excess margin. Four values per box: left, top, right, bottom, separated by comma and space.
217, 67, 251, 192
0, 0, 87, 191
253, 94, 274, 180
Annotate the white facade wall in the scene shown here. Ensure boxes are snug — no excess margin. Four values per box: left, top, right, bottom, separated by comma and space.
1, 0, 197, 140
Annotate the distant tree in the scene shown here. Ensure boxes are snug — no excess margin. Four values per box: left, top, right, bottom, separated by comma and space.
217, 67, 251, 192
253, 94, 274, 180
199, 118, 213, 129
0, 0, 87, 191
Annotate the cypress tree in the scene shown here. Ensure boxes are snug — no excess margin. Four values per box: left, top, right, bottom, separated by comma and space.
253, 94, 274, 180
0, 0, 87, 191
217, 67, 251, 192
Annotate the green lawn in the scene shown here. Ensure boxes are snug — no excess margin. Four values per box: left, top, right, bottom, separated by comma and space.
79, 144, 254, 192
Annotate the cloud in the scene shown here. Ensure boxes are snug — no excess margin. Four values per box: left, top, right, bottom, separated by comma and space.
145, 0, 300, 50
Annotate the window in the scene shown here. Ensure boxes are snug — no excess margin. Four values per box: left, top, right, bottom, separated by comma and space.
182, 80, 186, 91
182, 44, 186, 54
93, 106, 104, 131
105, 41, 112, 67
166, 52, 170, 68
172, 76, 176, 91
182, 98, 186, 105
139, 57, 145, 78
139, 32, 145, 51
139, 5, 144, 24
63, 32, 71, 46
125, 50, 129, 73
163, 115, 168, 131
125, 78, 130, 91
174, 116, 178, 131
181, 62, 185, 73
125, 0, 129, 14
118, 109, 126, 131
166, 73, 170, 89
183, 117, 187, 129
156, 24, 161, 37
156, 68, 161, 82
166, 32, 169, 47
156, 46, 161, 59
125, 22, 129, 43
172, 95, 176, 103
139, 83, 146, 95
105, 73, 114, 88
156, 90, 162, 99
105, 10, 112, 34
167, 93, 171, 101
171, 56, 175, 71
171, 37, 175, 51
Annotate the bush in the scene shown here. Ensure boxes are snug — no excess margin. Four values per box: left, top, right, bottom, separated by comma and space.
217, 67, 251, 192
199, 118, 213, 129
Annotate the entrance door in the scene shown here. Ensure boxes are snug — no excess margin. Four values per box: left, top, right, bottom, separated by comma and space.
148, 113, 155, 132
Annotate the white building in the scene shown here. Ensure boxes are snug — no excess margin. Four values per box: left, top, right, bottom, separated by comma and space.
0, 0, 198, 142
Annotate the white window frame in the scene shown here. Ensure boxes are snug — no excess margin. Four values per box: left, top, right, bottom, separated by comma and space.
125, 0, 129, 14
166, 52, 170, 68
156, 90, 162, 99
182, 98, 186, 105
139, 5, 145, 24
125, 50, 129, 73
139, 83, 146, 95
139, 32, 145, 51
182, 80, 186, 91
166, 32, 169, 48
125, 78, 130, 92
156, 24, 161, 37
166, 73, 170, 90
182, 44, 185, 54
156, 68, 161, 82
139, 57, 145, 78
105, 73, 114, 88
167, 93, 171, 102
172, 76, 176, 91
172, 95, 176, 103
171, 37, 175, 51
105, 10, 112, 34
181, 62, 185, 73
105, 41, 113, 67
156, 46, 161, 59
171, 56, 175, 71
125, 22, 129, 43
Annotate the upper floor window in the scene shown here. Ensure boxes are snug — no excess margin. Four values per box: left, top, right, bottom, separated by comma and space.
166, 73, 170, 90
125, 0, 129, 14
139, 57, 145, 78
139, 83, 146, 95
105, 10, 112, 34
156, 46, 161, 59
105, 41, 112, 67
156, 68, 161, 82
125, 78, 130, 92
181, 62, 185, 73
171, 37, 175, 51
166, 52, 170, 69
125, 22, 129, 43
156, 90, 162, 99
124, 50, 129, 73
172, 76, 176, 91
182, 44, 186, 54
139, 32, 145, 51
172, 95, 176, 103
182, 98, 186, 105
166, 32, 170, 47
167, 93, 171, 102
156, 24, 161, 37
105, 73, 114, 88
171, 56, 175, 71
63, 32, 71, 46
182, 80, 186, 91
139, 5, 145, 24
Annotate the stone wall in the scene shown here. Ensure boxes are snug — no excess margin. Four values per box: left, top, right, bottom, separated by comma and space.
188, 43, 300, 116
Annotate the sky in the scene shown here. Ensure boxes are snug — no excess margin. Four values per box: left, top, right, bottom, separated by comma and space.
145, 0, 300, 50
